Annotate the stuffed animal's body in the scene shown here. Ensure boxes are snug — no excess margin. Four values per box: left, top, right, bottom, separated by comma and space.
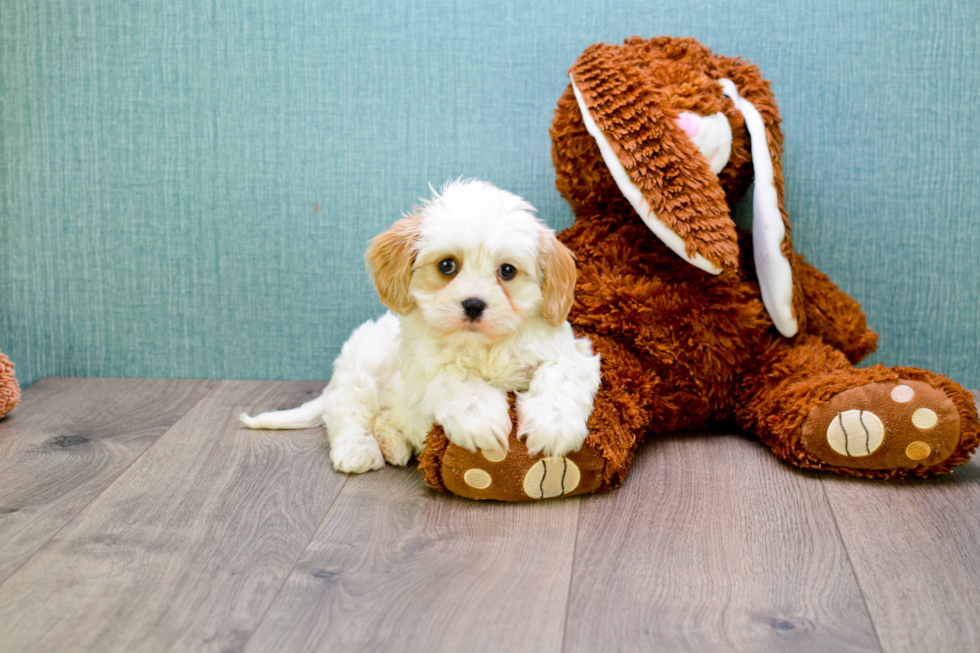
420, 37, 978, 499
0, 351, 20, 420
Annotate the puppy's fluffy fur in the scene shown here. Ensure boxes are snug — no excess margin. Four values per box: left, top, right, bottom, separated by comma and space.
241, 180, 601, 473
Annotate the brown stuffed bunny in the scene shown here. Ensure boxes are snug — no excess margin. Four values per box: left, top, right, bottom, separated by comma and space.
420, 36, 979, 500
0, 351, 20, 420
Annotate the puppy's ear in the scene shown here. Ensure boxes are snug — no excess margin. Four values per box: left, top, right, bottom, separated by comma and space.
540, 233, 577, 327
366, 216, 422, 315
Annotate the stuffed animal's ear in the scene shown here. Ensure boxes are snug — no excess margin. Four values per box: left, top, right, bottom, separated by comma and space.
714, 55, 802, 338
718, 79, 798, 337
568, 44, 740, 274
539, 233, 577, 327
365, 216, 422, 315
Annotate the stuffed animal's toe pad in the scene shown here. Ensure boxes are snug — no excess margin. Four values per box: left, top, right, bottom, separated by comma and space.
522, 457, 582, 499
801, 380, 961, 470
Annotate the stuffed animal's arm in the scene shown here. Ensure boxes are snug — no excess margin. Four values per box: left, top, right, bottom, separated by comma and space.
794, 254, 878, 363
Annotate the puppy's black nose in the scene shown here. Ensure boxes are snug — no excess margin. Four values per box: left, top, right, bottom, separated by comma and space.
462, 298, 486, 320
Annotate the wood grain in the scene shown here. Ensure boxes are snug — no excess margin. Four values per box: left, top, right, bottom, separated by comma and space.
819, 390, 980, 652
0, 380, 343, 653
0, 377, 214, 583
245, 465, 581, 653
1, 381, 977, 652
564, 432, 881, 652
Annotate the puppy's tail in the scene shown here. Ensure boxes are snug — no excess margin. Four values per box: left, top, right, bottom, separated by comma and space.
240, 394, 325, 430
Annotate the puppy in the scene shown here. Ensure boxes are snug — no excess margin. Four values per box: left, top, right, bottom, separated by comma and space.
241, 180, 601, 473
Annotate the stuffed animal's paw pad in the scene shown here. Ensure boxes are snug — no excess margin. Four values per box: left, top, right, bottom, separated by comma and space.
462, 468, 492, 489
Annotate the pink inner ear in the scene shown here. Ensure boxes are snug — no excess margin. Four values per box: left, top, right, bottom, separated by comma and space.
675, 112, 702, 138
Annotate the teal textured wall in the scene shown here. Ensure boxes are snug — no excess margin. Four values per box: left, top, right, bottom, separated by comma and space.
2, 0, 978, 389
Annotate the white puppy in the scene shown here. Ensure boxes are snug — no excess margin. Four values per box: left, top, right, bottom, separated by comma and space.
241, 180, 601, 473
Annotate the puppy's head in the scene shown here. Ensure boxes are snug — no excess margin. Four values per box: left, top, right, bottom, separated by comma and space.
366, 180, 576, 341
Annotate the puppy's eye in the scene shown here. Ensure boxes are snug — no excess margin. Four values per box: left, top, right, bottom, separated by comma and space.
499, 263, 516, 281
437, 258, 457, 276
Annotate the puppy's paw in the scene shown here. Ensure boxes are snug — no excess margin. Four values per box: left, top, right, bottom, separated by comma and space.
438, 388, 511, 454
517, 393, 589, 458
377, 435, 412, 467
378, 437, 412, 466
373, 417, 412, 466
330, 436, 385, 474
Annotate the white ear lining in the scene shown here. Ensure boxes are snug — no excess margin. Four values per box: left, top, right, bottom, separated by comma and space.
719, 79, 798, 337
570, 77, 723, 275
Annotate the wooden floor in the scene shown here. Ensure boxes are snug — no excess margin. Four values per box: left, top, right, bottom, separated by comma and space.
0, 379, 978, 652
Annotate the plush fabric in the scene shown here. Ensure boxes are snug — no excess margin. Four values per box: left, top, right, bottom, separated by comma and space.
554, 38, 978, 484
0, 352, 20, 419
420, 399, 606, 501
1, 1, 979, 390
421, 37, 978, 499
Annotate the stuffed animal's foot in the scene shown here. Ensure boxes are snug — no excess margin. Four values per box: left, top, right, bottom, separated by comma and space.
800, 379, 962, 471
419, 388, 640, 501
420, 406, 608, 503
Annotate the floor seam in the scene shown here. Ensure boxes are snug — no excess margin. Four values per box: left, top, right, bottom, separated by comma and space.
240, 473, 349, 652
820, 479, 886, 653
559, 496, 584, 653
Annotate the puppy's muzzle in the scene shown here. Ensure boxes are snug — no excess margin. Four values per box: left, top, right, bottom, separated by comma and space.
461, 298, 486, 321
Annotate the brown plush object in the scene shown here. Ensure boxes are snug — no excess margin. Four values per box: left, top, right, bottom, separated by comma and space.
0, 351, 20, 420
419, 36, 978, 500
420, 396, 606, 501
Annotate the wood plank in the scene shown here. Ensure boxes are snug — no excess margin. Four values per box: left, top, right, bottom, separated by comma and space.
245, 465, 581, 653
0, 380, 344, 653
0, 377, 214, 583
820, 390, 980, 652
564, 432, 881, 652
